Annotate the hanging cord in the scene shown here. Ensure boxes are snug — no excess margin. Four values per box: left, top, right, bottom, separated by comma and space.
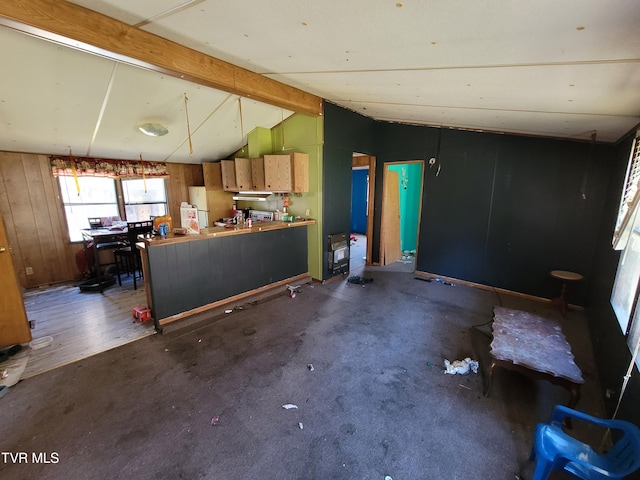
281, 108, 286, 150
613, 336, 640, 420
140, 154, 147, 193
471, 288, 502, 338
184, 93, 193, 155
601, 334, 640, 451
69, 147, 80, 195
580, 130, 597, 200
238, 98, 245, 153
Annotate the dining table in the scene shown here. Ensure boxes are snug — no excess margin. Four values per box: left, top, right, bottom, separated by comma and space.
79, 227, 128, 292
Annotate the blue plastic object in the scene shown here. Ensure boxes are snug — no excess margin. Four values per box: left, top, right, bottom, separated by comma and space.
530, 405, 640, 480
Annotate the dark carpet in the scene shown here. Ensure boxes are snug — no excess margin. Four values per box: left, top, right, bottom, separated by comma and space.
0, 268, 605, 479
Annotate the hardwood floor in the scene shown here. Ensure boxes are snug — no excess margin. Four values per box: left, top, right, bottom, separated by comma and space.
20, 275, 155, 379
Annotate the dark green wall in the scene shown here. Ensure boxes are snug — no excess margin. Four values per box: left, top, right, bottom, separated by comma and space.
587, 132, 640, 426
322, 102, 376, 279
420, 130, 611, 303
325, 101, 612, 304
323, 101, 639, 424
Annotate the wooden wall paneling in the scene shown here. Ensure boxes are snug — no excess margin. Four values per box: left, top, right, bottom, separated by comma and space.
166, 163, 205, 225
22, 153, 55, 287
1, 153, 32, 286
0, 152, 26, 287
37, 154, 78, 282
166, 163, 185, 222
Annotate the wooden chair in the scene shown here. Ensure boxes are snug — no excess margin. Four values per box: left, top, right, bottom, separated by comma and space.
114, 220, 153, 290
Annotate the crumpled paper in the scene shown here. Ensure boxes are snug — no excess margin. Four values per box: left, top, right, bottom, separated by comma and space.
443, 357, 479, 375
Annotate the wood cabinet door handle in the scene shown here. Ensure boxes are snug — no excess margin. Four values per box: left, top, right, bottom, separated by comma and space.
0, 247, 6, 252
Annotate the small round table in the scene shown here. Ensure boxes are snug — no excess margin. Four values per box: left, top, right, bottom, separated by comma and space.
550, 270, 584, 317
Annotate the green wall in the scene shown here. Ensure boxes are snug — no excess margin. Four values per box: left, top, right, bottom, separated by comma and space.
236, 114, 323, 280
388, 163, 423, 252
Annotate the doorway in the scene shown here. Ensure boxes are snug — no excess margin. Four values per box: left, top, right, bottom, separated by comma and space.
380, 161, 424, 269
350, 154, 376, 273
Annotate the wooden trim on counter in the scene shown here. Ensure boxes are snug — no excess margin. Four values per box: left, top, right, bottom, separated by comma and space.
141, 219, 316, 247
158, 273, 311, 327
0, 0, 322, 116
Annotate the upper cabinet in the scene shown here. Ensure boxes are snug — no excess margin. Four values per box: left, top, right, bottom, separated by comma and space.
234, 157, 252, 191
264, 154, 292, 192
221, 160, 238, 191
210, 153, 309, 193
203, 162, 223, 191
251, 157, 266, 191
264, 153, 309, 193
291, 152, 309, 193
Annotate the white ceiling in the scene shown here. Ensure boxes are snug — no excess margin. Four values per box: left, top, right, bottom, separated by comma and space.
2, 0, 640, 163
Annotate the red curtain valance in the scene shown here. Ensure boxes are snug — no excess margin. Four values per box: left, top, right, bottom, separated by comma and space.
49, 155, 168, 178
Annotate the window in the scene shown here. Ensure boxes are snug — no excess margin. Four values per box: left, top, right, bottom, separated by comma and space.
610, 132, 640, 367
613, 134, 640, 249
59, 176, 119, 242
122, 178, 168, 222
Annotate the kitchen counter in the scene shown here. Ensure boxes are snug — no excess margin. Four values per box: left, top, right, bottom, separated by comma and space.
139, 219, 315, 330
139, 219, 315, 246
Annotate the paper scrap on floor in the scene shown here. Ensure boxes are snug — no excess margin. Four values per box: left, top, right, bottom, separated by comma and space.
443, 357, 479, 375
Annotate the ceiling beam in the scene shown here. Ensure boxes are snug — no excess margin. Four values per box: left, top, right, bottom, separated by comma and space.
0, 0, 323, 116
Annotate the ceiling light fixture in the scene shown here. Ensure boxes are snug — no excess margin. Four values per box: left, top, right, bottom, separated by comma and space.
138, 123, 168, 137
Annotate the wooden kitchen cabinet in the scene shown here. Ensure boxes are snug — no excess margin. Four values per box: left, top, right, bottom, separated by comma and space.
264, 153, 309, 193
234, 157, 252, 191
251, 157, 266, 190
264, 154, 292, 192
221, 160, 238, 191
291, 152, 309, 193
203, 162, 223, 190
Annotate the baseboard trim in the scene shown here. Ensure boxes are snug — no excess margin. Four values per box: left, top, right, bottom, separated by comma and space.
158, 273, 311, 332
413, 270, 584, 312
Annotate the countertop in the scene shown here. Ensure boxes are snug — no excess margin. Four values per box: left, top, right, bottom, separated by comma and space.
139, 219, 316, 247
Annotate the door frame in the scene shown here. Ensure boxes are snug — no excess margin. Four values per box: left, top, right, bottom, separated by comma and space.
351, 154, 376, 266
380, 160, 425, 267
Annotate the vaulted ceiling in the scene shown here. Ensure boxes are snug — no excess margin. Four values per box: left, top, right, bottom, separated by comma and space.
1, 0, 639, 164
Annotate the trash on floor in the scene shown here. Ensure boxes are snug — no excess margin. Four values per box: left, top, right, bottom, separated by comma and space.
307, 363, 315, 372
444, 357, 479, 375
347, 275, 373, 285
298, 422, 304, 430
224, 309, 233, 314
435, 278, 455, 286
286, 284, 301, 298
282, 404, 298, 410
0, 349, 29, 388
211, 415, 220, 426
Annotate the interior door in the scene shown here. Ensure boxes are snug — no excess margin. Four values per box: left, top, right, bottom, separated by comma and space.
381, 168, 402, 265
0, 215, 31, 347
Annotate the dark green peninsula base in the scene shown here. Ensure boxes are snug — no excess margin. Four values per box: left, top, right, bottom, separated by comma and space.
140, 220, 314, 330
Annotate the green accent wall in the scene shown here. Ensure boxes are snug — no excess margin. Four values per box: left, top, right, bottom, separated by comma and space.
237, 114, 323, 280
388, 163, 423, 252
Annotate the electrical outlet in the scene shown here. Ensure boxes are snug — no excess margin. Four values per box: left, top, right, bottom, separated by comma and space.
25, 267, 34, 275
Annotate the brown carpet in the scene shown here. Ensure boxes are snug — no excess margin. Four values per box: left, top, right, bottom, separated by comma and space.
0, 269, 605, 479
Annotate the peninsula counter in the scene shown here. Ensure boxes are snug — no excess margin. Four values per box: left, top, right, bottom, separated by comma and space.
138, 220, 315, 331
